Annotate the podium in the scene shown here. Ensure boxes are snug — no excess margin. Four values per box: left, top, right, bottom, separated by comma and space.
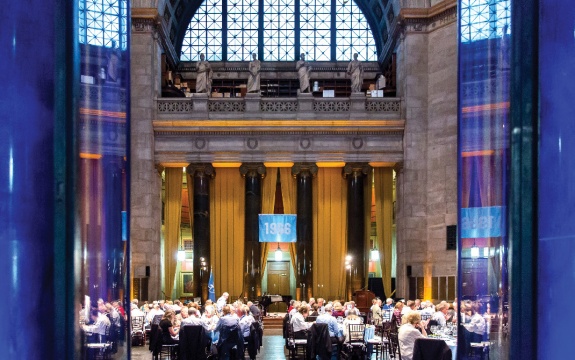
353, 290, 375, 315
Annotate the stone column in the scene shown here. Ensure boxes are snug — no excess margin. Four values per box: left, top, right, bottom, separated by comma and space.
292, 163, 318, 300
240, 163, 266, 300
131, 9, 163, 300
343, 163, 371, 298
187, 163, 215, 303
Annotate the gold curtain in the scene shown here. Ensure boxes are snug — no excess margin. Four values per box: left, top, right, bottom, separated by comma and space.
261, 168, 279, 275
210, 168, 245, 300
164, 167, 183, 298
364, 170, 373, 288
279, 167, 297, 274
186, 169, 194, 230
313, 168, 348, 300
375, 168, 394, 297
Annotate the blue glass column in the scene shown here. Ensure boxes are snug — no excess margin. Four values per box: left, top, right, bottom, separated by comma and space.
77, 0, 130, 358
458, 1, 511, 358
537, 1, 575, 359
0, 1, 77, 358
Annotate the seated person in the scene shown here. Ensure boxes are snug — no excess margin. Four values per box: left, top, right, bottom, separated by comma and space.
430, 301, 449, 328
290, 305, 312, 339
310, 303, 320, 317
461, 301, 486, 355
331, 302, 346, 319
238, 305, 255, 339
398, 311, 427, 360
342, 312, 362, 343
383, 298, 394, 310
214, 305, 241, 359
392, 302, 404, 327
344, 301, 358, 317
316, 304, 343, 343
82, 309, 111, 343
159, 310, 179, 344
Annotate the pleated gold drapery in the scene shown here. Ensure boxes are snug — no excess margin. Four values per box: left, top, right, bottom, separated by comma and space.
210, 168, 245, 299
186, 170, 194, 230
375, 168, 394, 297
364, 170, 373, 288
260, 168, 279, 275
313, 168, 348, 300
279, 168, 298, 274
164, 167, 183, 298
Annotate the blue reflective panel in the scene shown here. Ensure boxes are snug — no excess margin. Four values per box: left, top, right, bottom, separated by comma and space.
228, 0, 259, 61
335, 0, 377, 61
182, 0, 223, 61
79, 0, 127, 49
460, 0, 510, 43
300, 0, 331, 61
263, 0, 296, 61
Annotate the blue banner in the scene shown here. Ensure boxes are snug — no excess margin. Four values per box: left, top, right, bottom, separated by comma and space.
208, 269, 216, 302
258, 214, 297, 242
460, 206, 505, 238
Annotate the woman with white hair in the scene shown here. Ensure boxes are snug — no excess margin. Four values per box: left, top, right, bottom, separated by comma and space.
398, 311, 427, 360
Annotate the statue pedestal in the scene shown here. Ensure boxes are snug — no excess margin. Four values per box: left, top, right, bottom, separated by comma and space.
244, 92, 261, 114
192, 93, 209, 113
349, 93, 367, 118
297, 92, 314, 115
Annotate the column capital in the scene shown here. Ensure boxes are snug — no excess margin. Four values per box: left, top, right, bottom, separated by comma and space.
342, 162, 371, 178
186, 163, 215, 179
291, 163, 318, 178
239, 163, 266, 179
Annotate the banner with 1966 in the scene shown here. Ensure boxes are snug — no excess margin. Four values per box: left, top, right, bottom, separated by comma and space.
258, 214, 297, 242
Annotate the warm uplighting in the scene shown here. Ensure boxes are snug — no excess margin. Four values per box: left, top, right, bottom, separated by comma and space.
177, 247, 186, 261
345, 264, 351, 270
345, 255, 352, 262
470, 243, 480, 259
275, 243, 282, 261
370, 249, 380, 261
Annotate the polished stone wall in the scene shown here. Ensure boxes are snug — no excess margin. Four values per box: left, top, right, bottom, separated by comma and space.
395, 13, 457, 300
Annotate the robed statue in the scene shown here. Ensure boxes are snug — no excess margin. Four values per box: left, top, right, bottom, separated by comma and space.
347, 53, 364, 93
295, 53, 312, 93
247, 53, 261, 93
195, 53, 213, 94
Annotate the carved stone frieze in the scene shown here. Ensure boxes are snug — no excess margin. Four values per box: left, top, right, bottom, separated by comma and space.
399, 0, 457, 34
131, 8, 179, 68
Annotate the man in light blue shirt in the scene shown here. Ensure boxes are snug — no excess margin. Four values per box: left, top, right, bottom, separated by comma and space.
316, 304, 342, 339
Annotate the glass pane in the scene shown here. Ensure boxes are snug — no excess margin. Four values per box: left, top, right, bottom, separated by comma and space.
300, 0, 331, 61
181, 0, 224, 61
79, 0, 127, 49
227, 0, 259, 61
263, 0, 296, 61
458, 0, 511, 358
334, 0, 377, 61
78, 0, 130, 357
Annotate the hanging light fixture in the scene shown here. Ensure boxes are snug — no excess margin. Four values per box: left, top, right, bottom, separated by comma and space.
470, 241, 480, 259
275, 243, 282, 261
370, 248, 380, 261
177, 230, 186, 261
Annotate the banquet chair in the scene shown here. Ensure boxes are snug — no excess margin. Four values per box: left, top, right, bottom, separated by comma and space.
387, 333, 402, 360
412, 338, 452, 360
340, 324, 366, 360
85, 324, 113, 360
131, 316, 146, 346
180, 325, 209, 360
367, 323, 388, 360
286, 323, 307, 359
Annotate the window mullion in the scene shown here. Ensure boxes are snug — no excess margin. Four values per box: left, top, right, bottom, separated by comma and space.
258, 0, 264, 60
330, 0, 336, 61
223, 0, 228, 60
295, 0, 300, 60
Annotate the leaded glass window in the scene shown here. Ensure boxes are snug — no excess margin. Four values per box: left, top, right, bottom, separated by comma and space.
228, 0, 259, 60
181, 0, 377, 61
79, 0, 128, 49
300, 0, 331, 61
335, 0, 377, 61
263, 0, 296, 61
460, 0, 510, 43
181, 0, 223, 61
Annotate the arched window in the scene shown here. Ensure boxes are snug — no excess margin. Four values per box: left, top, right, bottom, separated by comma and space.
460, 0, 510, 43
79, 0, 128, 49
181, 0, 377, 61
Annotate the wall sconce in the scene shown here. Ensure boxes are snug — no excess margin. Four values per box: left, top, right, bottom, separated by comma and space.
200, 257, 208, 271
177, 230, 186, 261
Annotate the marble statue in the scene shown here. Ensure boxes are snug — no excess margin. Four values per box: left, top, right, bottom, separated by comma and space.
295, 53, 312, 93
195, 53, 213, 94
247, 53, 261, 93
347, 53, 364, 93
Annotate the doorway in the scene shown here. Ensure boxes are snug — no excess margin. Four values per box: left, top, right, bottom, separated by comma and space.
267, 261, 290, 313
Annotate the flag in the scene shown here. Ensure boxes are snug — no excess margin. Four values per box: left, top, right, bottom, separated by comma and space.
208, 268, 216, 302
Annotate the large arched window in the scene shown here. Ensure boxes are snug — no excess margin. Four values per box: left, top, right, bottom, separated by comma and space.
460, 0, 510, 43
79, 0, 128, 49
181, 0, 377, 61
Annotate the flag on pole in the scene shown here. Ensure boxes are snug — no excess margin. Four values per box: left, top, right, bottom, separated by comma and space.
208, 268, 216, 302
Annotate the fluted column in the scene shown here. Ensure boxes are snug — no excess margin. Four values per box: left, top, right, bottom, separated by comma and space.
343, 163, 371, 299
187, 163, 215, 303
292, 163, 318, 300
240, 163, 266, 300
